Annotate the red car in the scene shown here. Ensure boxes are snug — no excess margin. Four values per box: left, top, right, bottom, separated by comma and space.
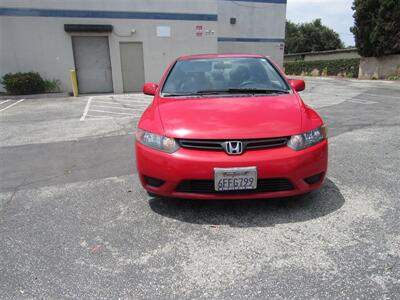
135, 54, 327, 200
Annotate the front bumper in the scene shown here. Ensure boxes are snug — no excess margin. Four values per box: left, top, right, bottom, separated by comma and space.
135, 140, 328, 200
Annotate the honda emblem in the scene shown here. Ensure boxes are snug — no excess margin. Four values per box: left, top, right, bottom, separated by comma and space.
224, 141, 244, 155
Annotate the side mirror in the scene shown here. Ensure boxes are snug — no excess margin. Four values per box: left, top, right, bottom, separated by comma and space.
143, 83, 158, 95
288, 79, 305, 92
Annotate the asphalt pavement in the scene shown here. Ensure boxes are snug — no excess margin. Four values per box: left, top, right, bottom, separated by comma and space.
1, 78, 399, 299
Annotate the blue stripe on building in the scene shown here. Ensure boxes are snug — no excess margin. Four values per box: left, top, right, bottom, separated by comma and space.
0, 7, 218, 21
218, 37, 285, 43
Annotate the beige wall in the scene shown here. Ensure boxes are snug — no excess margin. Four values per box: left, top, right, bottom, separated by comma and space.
0, 0, 218, 93
218, 42, 285, 66
359, 55, 400, 79
0, 17, 218, 93
0, 0, 287, 93
217, 1, 286, 38
0, 0, 216, 14
304, 51, 360, 62
217, 0, 286, 66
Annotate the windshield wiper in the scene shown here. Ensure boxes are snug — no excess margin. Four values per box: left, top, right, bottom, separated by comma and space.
195, 88, 290, 95
162, 91, 229, 97
162, 88, 289, 97
162, 92, 196, 97
232, 88, 289, 94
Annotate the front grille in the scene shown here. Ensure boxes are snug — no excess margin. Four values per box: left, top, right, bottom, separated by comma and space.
178, 137, 289, 152
179, 139, 223, 150
175, 178, 294, 194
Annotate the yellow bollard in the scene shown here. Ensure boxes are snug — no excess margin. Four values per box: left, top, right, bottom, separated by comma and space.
70, 69, 79, 97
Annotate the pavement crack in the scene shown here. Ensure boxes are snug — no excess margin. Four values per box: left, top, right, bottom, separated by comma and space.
1, 176, 29, 215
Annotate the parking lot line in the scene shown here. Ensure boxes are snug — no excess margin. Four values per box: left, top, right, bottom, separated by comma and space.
103, 97, 149, 101
85, 114, 118, 120
80, 97, 93, 121
0, 98, 25, 112
91, 104, 145, 111
90, 109, 133, 115
79, 94, 152, 121
93, 99, 150, 105
0, 99, 11, 105
92, 100, 149, 107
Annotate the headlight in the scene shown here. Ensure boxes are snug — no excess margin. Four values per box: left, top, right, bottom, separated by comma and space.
287, 126, 327, 151
135, 129, 180, 153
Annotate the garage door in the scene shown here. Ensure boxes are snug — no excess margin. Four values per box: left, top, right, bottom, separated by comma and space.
72, 36, 113, 93
120, 42, 145, 92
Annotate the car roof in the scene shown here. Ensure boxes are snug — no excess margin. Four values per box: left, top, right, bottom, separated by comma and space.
177, 54, 267, 61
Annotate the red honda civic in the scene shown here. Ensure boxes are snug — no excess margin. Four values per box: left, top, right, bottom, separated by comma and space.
135, 54, 327, 200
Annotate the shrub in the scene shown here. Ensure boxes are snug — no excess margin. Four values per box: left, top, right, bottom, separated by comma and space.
284, 58, 360, 78
0, 72, 46, 95
0, 72, 61, 94
43, 79, 61, 93
386, 75, 400, 81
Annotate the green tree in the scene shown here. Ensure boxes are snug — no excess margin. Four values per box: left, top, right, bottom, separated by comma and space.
351, 0, 400, 57
285, 19, 344, 54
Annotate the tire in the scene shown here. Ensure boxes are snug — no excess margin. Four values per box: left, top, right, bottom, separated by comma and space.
147, 191, 159, 198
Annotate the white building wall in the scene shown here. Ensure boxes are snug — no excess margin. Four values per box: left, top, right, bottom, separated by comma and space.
0, 0, 287, 94
218, 42, 285, 66
0, 0, 218, 93
217, 0, 286, 66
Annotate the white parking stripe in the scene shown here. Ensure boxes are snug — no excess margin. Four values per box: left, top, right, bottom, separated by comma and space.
92, 101, 150, 107
0, 99, 25, 112
95, 98, 151, 103
0, 99, 11, 105
91, 104, 146, 111
86, 115, 134, 121
90, 109, 134, 115
86, 114, 114, 118
92, 100, 149, 106
86, 114, 116, 120
80, 97, 93, 121
80, 94, 151, 121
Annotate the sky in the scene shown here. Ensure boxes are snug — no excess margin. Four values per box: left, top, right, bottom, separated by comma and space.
286, 0, 356, 46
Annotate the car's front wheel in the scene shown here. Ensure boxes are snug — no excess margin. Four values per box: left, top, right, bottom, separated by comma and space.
147, 191, 159, 198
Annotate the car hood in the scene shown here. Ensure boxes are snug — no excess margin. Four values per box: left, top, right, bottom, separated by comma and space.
157, 95, 302, 139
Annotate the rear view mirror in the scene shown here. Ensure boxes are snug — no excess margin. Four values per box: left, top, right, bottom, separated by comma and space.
288, 79, 305, 92
143, 83, 158, 95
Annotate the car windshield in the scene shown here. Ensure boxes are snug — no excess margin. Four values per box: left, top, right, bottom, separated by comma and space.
161, 57, 290, 97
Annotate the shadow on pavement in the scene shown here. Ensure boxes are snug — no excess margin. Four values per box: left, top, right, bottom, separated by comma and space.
149, 178, 344, 227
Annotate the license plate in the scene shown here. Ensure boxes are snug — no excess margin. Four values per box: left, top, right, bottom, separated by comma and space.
214, 167, 257, 191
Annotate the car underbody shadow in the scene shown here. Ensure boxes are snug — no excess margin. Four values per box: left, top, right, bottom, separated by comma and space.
148, 178, 344, 227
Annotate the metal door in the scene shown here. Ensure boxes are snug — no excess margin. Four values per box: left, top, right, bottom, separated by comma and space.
72, 36, 113, 93
120, 42, 145, 92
